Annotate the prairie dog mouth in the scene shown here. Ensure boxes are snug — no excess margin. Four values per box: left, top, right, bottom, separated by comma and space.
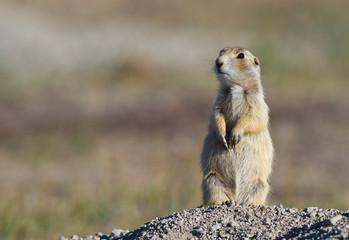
215, 66, 226, 75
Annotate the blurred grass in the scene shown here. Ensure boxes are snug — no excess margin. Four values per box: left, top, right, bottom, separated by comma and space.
0, 0, 349, 239
0, 130, 203, 239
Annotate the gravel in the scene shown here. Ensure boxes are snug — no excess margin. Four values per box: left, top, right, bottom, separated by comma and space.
61, 203, 349, 240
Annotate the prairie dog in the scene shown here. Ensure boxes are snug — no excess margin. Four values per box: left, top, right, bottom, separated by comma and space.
201, 47, 273, 206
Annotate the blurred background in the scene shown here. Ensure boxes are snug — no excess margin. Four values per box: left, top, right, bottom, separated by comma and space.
0, 0, 348, 239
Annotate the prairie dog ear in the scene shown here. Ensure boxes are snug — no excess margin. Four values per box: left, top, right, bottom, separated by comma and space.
254, 57, 260, 66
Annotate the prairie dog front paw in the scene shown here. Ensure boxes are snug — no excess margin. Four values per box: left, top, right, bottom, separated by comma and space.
230, 128, 243, 147
217, 133, 229, 150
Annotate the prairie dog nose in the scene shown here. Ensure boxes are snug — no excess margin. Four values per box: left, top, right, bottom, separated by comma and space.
215, 58, 223, 68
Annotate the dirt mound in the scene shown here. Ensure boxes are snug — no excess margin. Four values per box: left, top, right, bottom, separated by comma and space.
61, 204, 348, 240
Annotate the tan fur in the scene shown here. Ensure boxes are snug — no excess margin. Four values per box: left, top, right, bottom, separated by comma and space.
201, 47, 273, 206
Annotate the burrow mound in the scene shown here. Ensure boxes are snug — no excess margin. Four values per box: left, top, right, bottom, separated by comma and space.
62, 204, 349, 240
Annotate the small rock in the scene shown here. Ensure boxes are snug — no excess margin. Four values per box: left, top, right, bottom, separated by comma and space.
211, 223, 221, 231
191, 227, 204, 237
305, 207, 318, 213
59, 237, 67, 240
71, 235, 79, 240
85, 235, 93, 240
226, 221, 239, 227
160, 219, 168, 224
174, 219, 184, 225
330, 215, 343, 225
309, 211, 317, 218
111, 229, 123, 236
340, 232, 349, 239
289, 208, 297, 214
263, 218, 271, 225
218, 231, 229, 238
260, 206, 267, 211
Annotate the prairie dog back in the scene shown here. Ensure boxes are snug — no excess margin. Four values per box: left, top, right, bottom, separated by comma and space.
201, 47, 273, 206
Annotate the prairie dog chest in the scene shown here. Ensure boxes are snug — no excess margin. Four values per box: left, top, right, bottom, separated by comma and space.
230, 85, 248, 111
222, 85, 248, 123
231, 85, 246, 100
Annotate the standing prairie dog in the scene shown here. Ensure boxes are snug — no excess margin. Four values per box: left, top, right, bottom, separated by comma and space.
201, 47, 273, 206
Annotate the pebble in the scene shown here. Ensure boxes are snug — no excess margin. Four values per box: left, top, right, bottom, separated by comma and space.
263, 218, 271, 224
210, 223, 221, 231
218, 231, 228, 238
160, 219, 168, 224
111, 229, 122, 236
191, 227, 204, 237
305, 207, 318, 213
71, 235, 79, 240
288, 208, 297, 214
309, 211, 317, 218
226, 221, 239, 227
330, 215, 343, 225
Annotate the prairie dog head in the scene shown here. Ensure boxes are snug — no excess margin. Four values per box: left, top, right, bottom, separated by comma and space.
215, 47, 260, 86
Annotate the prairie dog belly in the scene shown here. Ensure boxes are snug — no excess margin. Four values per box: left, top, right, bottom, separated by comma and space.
235, 130, 273, 202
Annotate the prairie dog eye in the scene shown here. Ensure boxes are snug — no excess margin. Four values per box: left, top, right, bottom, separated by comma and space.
237, 53, 245, 59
